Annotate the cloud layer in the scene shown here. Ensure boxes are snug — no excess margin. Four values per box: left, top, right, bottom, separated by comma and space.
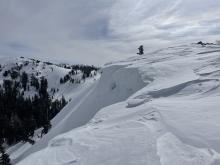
1, 0, 220, 65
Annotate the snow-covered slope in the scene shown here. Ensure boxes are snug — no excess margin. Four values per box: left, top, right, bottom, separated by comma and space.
17, 44, 220, 165
0, 56, 98, 163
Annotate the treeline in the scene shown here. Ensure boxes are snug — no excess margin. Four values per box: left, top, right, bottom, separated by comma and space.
60, 65, 98, 84
0, 77, 67, 146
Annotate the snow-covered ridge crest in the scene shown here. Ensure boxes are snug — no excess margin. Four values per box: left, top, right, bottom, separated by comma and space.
18, 44, 220, 165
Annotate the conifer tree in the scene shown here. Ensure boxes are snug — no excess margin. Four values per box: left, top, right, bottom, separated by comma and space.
137, 45, 144, 55
30, 75, 39, 90
0, 140, 11, 165
21, 72, 28, 90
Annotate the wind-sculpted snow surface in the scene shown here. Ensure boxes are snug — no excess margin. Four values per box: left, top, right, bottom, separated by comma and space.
17, 44, 220, 165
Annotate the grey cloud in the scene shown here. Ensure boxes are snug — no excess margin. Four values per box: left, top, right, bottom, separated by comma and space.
0, 0, 220, 65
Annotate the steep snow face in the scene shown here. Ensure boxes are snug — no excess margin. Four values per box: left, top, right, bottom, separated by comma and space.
18, 44, 220, 165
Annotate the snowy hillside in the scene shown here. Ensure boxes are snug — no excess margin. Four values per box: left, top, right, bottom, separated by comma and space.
17, 44, 220, 165
0, 56, 99, 164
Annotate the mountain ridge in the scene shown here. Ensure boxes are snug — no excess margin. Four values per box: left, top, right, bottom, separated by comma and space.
7, 43, 220, 165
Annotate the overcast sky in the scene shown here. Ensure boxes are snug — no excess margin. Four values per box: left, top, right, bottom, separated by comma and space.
1, 0, 220, 65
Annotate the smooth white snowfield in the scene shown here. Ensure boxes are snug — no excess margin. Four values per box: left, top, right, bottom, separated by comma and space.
17, 44, 220, 165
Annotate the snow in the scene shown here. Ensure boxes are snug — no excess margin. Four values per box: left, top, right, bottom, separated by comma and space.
16, 44, 220, 165
127, 98, 148, 108
13, 63, 145, 164
157, 133, 219, 165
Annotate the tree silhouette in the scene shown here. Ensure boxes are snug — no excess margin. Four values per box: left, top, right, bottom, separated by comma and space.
137, 45, 144, 55
0, 140, 11, 165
